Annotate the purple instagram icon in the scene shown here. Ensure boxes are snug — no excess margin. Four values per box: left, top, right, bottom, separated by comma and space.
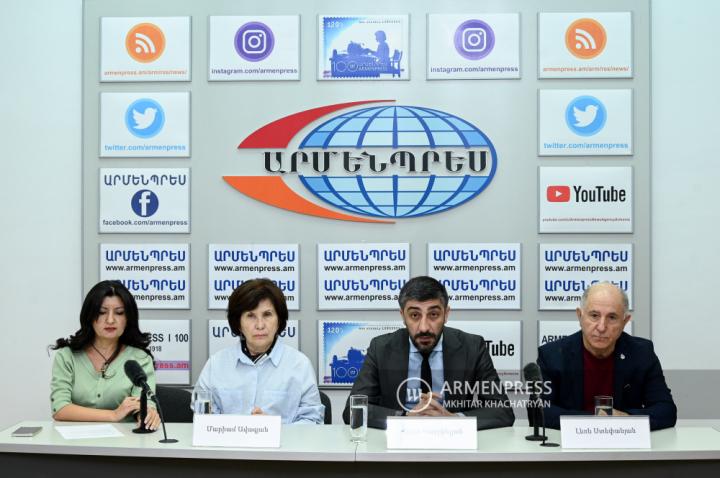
453, 19, 495, 60
234, 21, 275, 62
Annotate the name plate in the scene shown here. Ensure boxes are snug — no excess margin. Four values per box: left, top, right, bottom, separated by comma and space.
560, 415, 651, 449
386, 416, 477, 450
192, 414, 281, 448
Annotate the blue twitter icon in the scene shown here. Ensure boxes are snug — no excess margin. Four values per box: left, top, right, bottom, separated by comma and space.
124, 98, 165, 139
565, 96, 606, 136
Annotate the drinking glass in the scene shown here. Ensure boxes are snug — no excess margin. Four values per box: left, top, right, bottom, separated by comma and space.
594, 395, 613, 416
191, 388, 213, 414
349, 394, 368, 442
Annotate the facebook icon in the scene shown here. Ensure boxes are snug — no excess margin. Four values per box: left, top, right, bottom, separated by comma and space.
131, 189, 159, 217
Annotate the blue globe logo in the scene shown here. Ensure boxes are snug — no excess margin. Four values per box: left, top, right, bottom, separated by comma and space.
297, 105, 497, 218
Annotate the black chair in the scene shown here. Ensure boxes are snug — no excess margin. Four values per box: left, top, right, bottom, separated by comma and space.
154, 385, 193, 423
155, 386, 330, 424
319, 390, 332, 424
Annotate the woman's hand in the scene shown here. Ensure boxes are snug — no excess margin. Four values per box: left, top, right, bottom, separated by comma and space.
251, 406, 266, 415
113, 397, 141, 422
140, 406, 161, 431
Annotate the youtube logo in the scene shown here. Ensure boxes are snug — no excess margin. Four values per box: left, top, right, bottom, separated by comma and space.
547, 185, 570, 202
539, 167, 632, 233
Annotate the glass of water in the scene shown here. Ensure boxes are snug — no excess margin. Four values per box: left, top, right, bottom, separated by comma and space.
594, 395, 613, 416
349, 394, 368, 442
191, 388, 213, 415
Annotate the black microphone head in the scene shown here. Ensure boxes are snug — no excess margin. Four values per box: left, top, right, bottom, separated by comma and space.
124, 359, 147, 387
523, 362, 543, 382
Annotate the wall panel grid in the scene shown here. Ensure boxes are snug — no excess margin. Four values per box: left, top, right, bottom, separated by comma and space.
82, 0, 650, 387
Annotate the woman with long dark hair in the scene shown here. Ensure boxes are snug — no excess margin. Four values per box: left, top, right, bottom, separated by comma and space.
50, 280, 160, 429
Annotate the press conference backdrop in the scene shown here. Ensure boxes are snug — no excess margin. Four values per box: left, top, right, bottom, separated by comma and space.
81, 0, 651, 418
5, 0, 719, 430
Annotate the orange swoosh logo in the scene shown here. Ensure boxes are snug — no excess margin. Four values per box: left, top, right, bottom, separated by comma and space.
223, 176, 393, 224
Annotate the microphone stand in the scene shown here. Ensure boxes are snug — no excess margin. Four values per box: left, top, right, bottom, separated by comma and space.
150, 390, 178, 444
525, 394, 547, 441
132, 388, 152, 434
538, 399, 559, 447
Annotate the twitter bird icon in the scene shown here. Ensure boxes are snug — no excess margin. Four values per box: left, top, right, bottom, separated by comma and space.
573, 104, 598, 127
124, 98, 165, 139
133, 107, 157, 130
565, 96, 606, 136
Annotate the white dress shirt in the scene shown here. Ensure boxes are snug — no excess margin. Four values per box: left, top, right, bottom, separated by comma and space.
195, 341, 324, 424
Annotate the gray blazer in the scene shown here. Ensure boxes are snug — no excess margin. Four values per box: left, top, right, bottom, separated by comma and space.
342, 326, 515, 430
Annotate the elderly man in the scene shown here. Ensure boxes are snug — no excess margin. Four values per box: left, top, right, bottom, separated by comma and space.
537, 282, 676, 430
342, 276, 515, 430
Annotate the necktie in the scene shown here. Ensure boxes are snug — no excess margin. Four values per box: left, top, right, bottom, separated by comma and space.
421, 351, 432, 394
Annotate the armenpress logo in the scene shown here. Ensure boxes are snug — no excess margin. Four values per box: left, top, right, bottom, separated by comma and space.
125, 23, 166, 63
396, 377, 433, 413
565, 96, 606, 137
235, 22, 275, 62
225, 100, 498, 223
454, 19, 495, 60
131, 189, 159, 217
125, 98, 165, 139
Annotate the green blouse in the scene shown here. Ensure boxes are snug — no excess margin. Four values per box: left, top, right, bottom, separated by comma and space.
50, 345, 156, 417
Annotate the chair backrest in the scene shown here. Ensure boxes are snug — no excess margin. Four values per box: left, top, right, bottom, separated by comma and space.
156, 386, 331, 424
155, 385, 193, 423
319, 390, 332, 424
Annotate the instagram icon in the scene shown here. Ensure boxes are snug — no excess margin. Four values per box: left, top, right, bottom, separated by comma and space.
463, 28, 486, 52
235, 22, 275, 61
454, 19, 495, 60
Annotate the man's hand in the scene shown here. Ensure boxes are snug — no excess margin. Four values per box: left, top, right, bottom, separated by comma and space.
597, 408, 629, 417
408, 392, 455, 417
251, 407, 266, 416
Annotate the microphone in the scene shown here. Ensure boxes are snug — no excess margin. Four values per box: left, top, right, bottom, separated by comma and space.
124, 360, 152, 434
124, 360, 152, 394
123, 359, 177, 443
523, 362, 545, 442
523, 362, 542, 383
522, 362, 558, 447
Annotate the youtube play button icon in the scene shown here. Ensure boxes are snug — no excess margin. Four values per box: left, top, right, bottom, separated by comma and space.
547, 185, 570, 202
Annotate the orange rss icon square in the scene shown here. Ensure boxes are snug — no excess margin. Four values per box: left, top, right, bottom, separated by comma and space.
565, 18, 607, 60
125, 23, 166, 63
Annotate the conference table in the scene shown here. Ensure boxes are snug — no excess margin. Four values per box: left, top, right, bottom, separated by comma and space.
2, 420, 720, 477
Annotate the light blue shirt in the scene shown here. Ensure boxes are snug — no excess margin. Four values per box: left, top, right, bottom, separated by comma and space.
195, 341, 324, 424
405, 335, 444, 408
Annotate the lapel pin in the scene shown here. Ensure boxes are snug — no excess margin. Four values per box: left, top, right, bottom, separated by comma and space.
620, 353, 626, 360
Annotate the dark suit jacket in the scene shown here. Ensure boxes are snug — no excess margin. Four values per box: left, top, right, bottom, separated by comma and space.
342, 326, 515, 430
537, 331, 677, 431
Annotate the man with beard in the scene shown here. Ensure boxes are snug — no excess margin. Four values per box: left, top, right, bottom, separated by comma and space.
342, 276, 515, 430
